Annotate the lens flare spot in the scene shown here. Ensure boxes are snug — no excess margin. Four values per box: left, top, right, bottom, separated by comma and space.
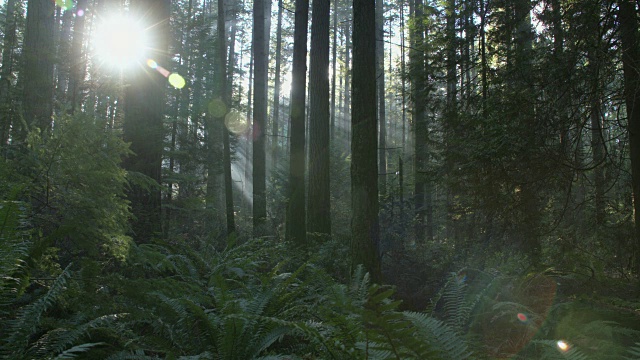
146, 59, 158, 69
557, 340, 569, 352
168, 73, 186, 89
517, 313, 528, 322
208, 99, 227, 118
56, 0, 73, 10
225, 109, 248, 135
77, 9, 85, 16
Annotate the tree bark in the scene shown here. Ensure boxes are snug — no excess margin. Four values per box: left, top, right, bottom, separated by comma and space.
272, 0, 284, 172
69, 0, 88, 114
219, 0, 236, 236
123, 0, 170, 242
619, 0, 640, 276
400, 0, 406, 152
21, 0, 55, 139
0, 0, 18, 146
330, 2, 338, 139
513, 0, 540, 262
343, 20, 351, 146
445, 0, 456, 242
308, 0, 332, 237
411, 0, 427, 243
252, 0, 268, 235
352, 0, 381, 282
285, 0, 309, 245
376, 0, 387, 198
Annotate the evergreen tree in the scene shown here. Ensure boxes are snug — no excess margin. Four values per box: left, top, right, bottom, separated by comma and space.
352, 0, 381, 281
308, 0, 332, 237
123, 0, 170, 242
286, 0, 309, 245
252, 0, 268, 236
0, 0, 18, 146
619, 0, 640, 277
21, 0, 55, 139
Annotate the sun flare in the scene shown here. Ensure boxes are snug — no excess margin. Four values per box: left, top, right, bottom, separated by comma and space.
93, 14, 148, 69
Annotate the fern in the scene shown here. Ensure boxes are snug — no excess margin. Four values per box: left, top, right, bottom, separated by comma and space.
627, 342, 640, 359
105, 349, 162, 360
403, 311, 472, 359
440, 272, 469, 332
177, 353, 214, 360
33, 313, 126, 358
0, 200, 32, 310
147, 259, 326, 359
3, 264, 73, 359
53, 342, 105, 359
430, 270, 496, 335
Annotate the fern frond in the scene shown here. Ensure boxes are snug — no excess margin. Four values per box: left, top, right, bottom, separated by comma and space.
350, 265, 370, 303
626, 342, 640, 359
177, 352, 214, 360
403, 311, 472, 360
105, 349, 160, 360
3, 264, 73, 357
0, 200, 32, 306
355, 342, 394, 360
53, 342, 105, 359
33, 313, 126, 357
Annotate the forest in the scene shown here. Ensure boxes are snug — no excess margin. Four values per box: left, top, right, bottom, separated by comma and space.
1, 0, 640, 358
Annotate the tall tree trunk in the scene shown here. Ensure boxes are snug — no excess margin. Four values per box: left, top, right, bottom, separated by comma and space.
123, 0, 170, 242
513, 0, 539, 262
445, 0, 457, 242
69, 0, 88, 114
176, 0, 195, 206
619, 0, 640, 277
219, 0, 236, 236
376, 0, 387, 197
590, 79, 605, 227
343, 20, 351, 146
252, 0, 268, 235
308, 0, 331, 237
54, 8, 72, 114
21, 0, 55, 139
330, 1, 338, 139
400, 0, 406, 152
352, 0, 381, 282
0, 0, 18, 146
264, 0, 273, 176
245, 48, 254, 212
480, 0, 487, 114
285, 0, 310, 244
463, 0, 472, 102
228, 11, 237, 96
411, 0, 427, 243
588, 9, 605, 227
271, 0, 284, 173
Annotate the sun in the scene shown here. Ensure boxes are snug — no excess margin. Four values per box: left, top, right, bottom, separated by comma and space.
93, 14, 148, 69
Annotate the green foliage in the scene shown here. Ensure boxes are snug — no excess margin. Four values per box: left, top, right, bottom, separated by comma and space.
403, 312, 471, 359
313, 266, 477, 360
2, 264, 71, 358
627, 342, 640, 359
0, 199, 32, 309
6, 114, 132, 261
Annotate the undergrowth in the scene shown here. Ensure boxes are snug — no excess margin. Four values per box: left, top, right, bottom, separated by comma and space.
1, 165, 638, 358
